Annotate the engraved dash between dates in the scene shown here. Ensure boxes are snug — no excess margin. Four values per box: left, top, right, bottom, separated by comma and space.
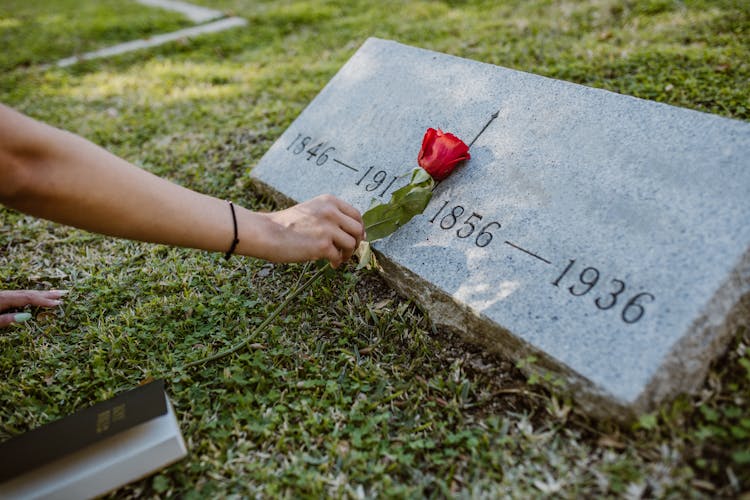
504, 240, 551, 264
333, 158, 358, 172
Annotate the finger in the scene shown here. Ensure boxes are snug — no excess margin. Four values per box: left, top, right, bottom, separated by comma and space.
333, 230, 357, 255
339, 244, 354, 264
333, 198, 363, 225
28, 291, 65, 307
0, 290, 66, 303
0, 290, 64, 310
324, 243, 343, 269
332, 233, 357, 265
335, 214, 365, 247
0, 312, 31, 328
336, 198, 365, 235
33, 293, 63, 307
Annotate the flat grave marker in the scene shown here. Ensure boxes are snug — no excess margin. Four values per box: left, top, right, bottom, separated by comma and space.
250, 38, 750, 419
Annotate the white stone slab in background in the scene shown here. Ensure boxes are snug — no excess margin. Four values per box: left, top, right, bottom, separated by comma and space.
251, 38, 750, 419
56, 17, 247, 68
135, 0, 224, 23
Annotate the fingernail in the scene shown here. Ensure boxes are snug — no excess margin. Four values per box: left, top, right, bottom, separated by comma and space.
51, 300, 63, 306
51, 290, 70, 296
14, 313, 32, 323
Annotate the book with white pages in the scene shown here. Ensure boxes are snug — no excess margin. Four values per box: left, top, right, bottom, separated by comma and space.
0, 379, 187, 499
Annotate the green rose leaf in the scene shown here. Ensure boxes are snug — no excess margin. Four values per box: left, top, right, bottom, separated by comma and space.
363, 172, 434, 242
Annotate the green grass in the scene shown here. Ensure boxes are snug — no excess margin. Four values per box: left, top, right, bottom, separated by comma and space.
1, 0, 749, 497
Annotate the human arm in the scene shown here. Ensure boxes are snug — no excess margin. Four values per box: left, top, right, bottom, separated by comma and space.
0, 104, 364, 267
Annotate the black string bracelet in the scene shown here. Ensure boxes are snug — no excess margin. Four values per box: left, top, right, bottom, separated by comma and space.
224, 201, 240, 260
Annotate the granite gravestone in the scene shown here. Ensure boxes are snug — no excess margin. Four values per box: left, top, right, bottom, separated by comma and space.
250, 38, 750, 419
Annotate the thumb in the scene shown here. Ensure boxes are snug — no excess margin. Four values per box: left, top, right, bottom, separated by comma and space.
0, 312, 31, 328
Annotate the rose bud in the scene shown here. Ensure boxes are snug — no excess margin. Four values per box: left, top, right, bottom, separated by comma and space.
417, 128, 471, 181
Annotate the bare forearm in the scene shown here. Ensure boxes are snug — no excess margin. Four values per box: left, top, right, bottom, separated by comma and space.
0, 104, 364, 266
0, 104, 269, 256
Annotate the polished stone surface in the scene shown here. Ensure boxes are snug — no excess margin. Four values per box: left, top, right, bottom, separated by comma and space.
251, 38, 750, 418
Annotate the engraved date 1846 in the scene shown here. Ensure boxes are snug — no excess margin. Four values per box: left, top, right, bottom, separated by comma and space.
286, 132, 400, 199
286, 133, 335, 166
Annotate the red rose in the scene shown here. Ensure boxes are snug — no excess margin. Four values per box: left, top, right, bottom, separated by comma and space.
417, 128, 471, 181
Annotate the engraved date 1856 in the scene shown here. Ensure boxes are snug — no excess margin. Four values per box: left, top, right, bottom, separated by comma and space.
428, 200, 501, 248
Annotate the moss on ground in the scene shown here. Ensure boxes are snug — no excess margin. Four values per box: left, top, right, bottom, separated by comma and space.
1, 0, 748, 497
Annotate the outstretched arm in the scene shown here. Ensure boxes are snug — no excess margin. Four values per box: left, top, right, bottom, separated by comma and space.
0, 104, 364, 267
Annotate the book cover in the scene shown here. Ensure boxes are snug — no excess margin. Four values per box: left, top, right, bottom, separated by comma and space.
0, 379, 187, 498
0, 379, 168, 483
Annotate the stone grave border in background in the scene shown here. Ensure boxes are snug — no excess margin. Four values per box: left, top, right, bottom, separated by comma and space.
54, 0, 247, 68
